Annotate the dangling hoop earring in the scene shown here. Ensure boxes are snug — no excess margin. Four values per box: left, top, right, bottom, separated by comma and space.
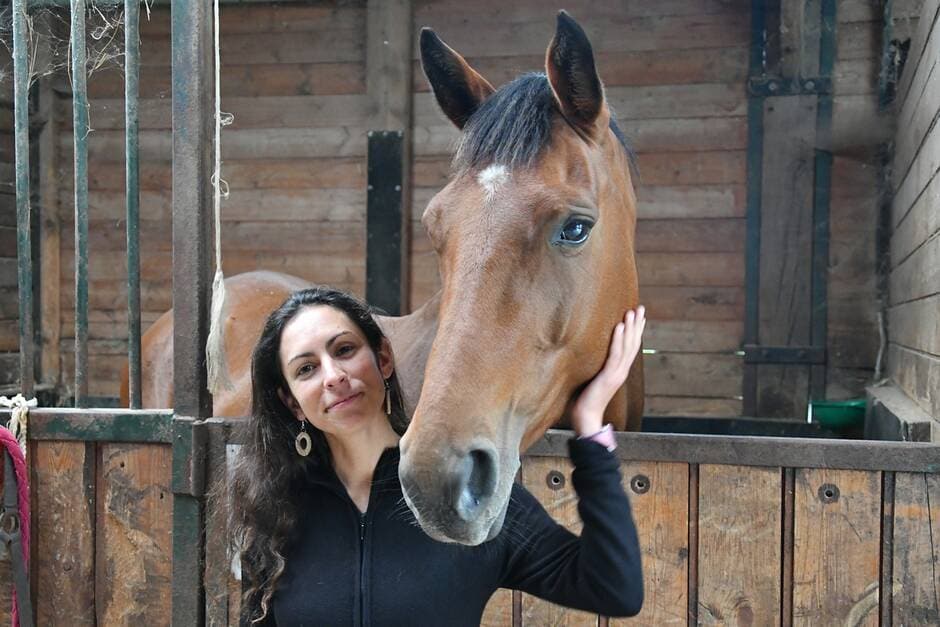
294, 420, 312, 457
384, 379, 392, 416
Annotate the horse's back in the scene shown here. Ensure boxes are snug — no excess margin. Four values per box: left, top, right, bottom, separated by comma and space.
123, 271, 312, 414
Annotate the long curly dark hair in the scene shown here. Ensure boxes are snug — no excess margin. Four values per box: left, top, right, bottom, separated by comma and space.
227, 286, 408, 624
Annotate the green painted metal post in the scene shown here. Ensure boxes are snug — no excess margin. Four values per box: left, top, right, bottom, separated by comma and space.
126, 0, 143, 409
11, 0, 34, 397
70, 0, 90, 407
171, 0, 215, 622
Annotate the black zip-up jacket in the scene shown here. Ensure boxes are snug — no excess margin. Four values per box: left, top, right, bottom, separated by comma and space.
266, 439, 643, 626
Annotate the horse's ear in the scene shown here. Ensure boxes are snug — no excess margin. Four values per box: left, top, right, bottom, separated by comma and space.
420, 28, 495, 129
545, 11, 607, 138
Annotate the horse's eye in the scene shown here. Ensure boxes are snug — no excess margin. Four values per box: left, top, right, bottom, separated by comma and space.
554, 217, 594, 246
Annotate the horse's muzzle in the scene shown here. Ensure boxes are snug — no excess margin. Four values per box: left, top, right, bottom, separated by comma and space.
399, 440, 509, 545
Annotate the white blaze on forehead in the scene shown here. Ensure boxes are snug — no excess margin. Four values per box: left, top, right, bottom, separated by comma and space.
477, 164, 509, 201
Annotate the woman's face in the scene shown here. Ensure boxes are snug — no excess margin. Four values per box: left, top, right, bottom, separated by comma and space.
278, 305, 393, 436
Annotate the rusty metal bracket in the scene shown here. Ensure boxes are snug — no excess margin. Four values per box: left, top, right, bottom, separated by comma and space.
172, 416, 209, 497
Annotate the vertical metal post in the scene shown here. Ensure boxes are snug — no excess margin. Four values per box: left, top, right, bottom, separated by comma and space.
171, 0, 214, 623
11, 0, 34, 397
125, 0, 142, 408
809, 0, 836, 401
742, 0, 767, 416
365, 130, 405, 315
70, 0, 90, 407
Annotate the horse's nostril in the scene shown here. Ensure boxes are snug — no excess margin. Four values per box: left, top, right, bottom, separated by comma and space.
453, 447, 497, 521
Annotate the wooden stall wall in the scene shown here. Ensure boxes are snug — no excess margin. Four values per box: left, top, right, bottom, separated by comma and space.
888, 0, 940, 426
56, 2, 372, 399
410, 0, 751, 418
826, 1, 923, 404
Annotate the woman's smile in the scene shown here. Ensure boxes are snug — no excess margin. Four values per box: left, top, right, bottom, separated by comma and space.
327, 392, 364, 412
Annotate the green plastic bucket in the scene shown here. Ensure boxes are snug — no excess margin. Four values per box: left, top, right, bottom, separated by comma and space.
810, 398, 866, 429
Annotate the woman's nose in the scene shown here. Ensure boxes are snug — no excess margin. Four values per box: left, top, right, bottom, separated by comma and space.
322, 360, 348, 388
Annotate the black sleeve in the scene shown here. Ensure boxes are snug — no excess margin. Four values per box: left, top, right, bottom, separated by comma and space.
497, 438, 643, 617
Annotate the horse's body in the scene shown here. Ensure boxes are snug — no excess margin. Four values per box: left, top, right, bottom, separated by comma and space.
127, 12, 642, 546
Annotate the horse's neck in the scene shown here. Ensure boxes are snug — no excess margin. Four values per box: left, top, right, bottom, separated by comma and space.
376, 291, 441, 416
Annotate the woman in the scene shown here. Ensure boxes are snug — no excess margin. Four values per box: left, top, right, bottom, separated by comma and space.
229, 286, 645, 625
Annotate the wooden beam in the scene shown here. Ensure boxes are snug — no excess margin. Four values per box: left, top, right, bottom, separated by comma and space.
366, 0, 412, 312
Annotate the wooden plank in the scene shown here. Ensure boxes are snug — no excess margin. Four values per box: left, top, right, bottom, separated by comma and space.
406, 12, 750, 58
892, 15, 940, 194
481, 590, 513, 627
891, 472, 940, 624
891, 108, 940, 232
367, 0, 412, 131
697, 465, 782, 625
792, 469, 881, 626
896, 0, 940, 112
636, 219, 745, 252
413, 0, 747, 24
0, 319, 18, 351
520, 456, 598, 625
84, 157, 367, 191
71, 188, 366, 222
891, 164, 940, 265
610, 462, 688, 626
635, 185, 746, 220
34, 441, 96, 625
645, 396, 742, 417
757, 95, 816, 418
88, 62, 365, 99
140, 4, 365, 36
645, 320, 742, 353
95, 444, 172, 624
643, 353, 742, 398
889, 228, 940, 305
888, 294, 940, 357
637, 252, 743, 287
79, 94, 373, 130
887, 343, 940, 419
38, 72, 60, 387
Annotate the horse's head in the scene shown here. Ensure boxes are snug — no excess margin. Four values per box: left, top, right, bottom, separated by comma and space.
399, 12, 640, 545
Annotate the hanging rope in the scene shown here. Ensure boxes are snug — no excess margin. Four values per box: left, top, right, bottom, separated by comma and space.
206, 0, 235, 396
0, 395, 35, 457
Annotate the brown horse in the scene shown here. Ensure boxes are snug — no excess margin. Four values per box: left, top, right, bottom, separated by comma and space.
126, 12, 642, 546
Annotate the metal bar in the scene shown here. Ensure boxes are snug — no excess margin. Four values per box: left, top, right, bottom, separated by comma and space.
172, 416, 207, 624
10, 408, 174, 442
528, 430, 940, 473
810, 0, 836, 401
171, 0, 214, 619
743, 0, 767, 416
365, 130, 405, 315
879, 471, 895, 625
70, 0, 90, 407
3, 453, 34, 627
12, 0, 35, 397
171, 0, 214, 419
125, 0, 143, 409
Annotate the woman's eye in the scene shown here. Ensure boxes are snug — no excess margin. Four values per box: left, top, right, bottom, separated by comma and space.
336, 344, 354, 356
555, 217, 594, 246
297, 363, 316, 377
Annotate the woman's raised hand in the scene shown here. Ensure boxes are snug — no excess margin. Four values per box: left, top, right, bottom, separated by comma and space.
570, 306, 646, 437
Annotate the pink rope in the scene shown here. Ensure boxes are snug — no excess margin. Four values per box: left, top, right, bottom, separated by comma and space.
0, 427, 29, 627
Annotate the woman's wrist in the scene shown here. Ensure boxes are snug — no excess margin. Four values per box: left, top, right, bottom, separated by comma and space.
577, 423, 616, 451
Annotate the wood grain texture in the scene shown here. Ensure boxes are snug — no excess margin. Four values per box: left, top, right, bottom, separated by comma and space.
481, 589, 514, 627
697, 464, 782, 626
95, 444, 172, 625
892, 472, 940, 625
792, 469, 881, 626
34, 441, 96, 625
520, 456, 598, 626
610, 462, 688, 626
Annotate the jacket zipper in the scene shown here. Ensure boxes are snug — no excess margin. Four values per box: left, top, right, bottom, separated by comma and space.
359, 511, 366, 626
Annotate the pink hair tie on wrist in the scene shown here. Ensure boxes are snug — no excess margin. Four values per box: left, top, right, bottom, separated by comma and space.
578, 423, 616, 452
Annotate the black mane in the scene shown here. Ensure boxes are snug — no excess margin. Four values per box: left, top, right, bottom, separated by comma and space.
453, 72, 635, 173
